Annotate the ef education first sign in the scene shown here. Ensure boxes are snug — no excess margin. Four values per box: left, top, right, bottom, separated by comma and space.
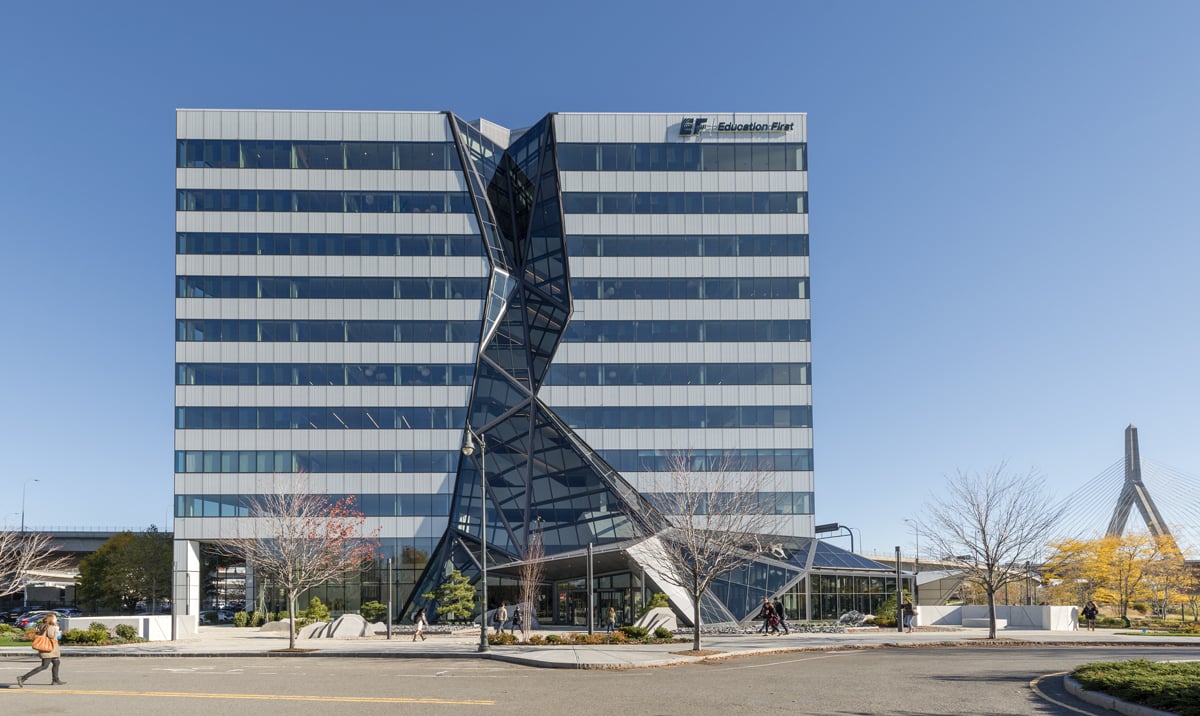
678, 117, 796, 137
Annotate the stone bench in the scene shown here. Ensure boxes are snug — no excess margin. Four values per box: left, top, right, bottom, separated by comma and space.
962, 617, 1006, 629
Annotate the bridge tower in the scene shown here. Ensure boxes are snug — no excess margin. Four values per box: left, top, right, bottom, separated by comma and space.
1105, 424, 1172, 538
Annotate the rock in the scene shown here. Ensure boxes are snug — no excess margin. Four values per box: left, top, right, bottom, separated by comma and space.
260, 619, 292, 632
298, 622, 328, 639
328, 614, 372, 638
634, 607, 678, 633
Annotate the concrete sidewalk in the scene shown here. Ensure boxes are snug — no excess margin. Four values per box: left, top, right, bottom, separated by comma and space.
4, 624, 1199, 669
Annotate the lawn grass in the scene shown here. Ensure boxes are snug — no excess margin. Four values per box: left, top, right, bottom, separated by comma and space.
0, 637, 30, 647
1073, 660, 1200, 716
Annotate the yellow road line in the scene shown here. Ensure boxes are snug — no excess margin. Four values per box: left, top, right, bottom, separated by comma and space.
1029, 672, 1095, 715
3, 689, 493, 706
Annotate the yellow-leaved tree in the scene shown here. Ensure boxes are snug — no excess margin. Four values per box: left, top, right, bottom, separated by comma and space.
1044, 533, 1184, 621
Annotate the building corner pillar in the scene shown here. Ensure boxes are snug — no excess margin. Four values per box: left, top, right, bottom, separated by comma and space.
172, 539, 201, 639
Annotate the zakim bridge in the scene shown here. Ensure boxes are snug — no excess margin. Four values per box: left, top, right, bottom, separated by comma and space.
1052, 424, 1200, 561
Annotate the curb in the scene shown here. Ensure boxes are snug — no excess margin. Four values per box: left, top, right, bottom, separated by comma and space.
2, 639, 1197, 669
1063, 676, 1178, 716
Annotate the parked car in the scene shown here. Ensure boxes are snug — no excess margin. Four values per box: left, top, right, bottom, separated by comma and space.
15, 611, 53, 629
53, 607, 83, 618
199, 608, 235, 625
3, 606, 45, 624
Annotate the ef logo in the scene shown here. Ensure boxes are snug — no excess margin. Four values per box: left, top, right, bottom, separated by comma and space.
679, 117, 708, 136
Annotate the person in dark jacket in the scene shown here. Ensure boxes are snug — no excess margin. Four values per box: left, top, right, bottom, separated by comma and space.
773, 598, 790, 635
1081, 600, 1099, 631
755, 598, 773, 634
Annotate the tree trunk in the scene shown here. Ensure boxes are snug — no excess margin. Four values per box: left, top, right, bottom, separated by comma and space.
692, 593, 702, 651
986, 589, 997, 639
287, 591, 297, 650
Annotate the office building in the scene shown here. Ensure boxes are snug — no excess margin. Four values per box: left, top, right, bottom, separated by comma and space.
174, 110, 892, 634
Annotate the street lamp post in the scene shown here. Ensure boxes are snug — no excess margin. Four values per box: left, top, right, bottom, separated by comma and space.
904, 518, 919, 605
461, 427, 489, 653
20, 478, 39, 532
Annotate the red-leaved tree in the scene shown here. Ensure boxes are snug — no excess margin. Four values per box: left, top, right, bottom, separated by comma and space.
219, 479, 379, 649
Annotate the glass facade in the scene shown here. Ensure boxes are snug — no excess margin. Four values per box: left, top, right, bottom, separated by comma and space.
566, 234, 808, 258
177, 189, 472, 213
177, 232, 483, 257
556, 142, 806, 172
174, 111, 855, 627
176, 363, 475, 386
544, 362, 810, 386
178, 276, 487, 300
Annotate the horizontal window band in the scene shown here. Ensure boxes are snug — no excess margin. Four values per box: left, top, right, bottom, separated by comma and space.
545, 362, 810, 386
177, 189, 472, 213
600, 448, 813, 473
177, 363, 474, 386
563, 192, 806, 215
567, 234, 807, 258
177, 232, 481, 257
176, 450, 459, 473
174, 405, 809, 431
565, 320, 809, 343
572, 277, 807, 300
175, 493, 451, 518
555, 405, 812, 430
176, 320, 479, 342
175, 232, 805, 258
178, 276, 487, 300
176, 406, 467, 430
174, 447, 812, 474
557, 142, 806, 172
177, 139, 460, 171
645, 491, 814, 516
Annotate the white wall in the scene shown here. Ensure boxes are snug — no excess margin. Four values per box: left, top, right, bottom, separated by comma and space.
915, 605, 1079, 631
63, 615, 173, 641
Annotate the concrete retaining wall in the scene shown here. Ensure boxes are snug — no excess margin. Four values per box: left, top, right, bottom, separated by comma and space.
63, 615, 173, 641
915, 605, 1078, 631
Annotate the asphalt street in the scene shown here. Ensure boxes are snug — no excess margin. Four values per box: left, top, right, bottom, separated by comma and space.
1, 646, 1192, 715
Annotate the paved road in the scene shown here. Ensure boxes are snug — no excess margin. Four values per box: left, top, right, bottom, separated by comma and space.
0, 647, 1191, 715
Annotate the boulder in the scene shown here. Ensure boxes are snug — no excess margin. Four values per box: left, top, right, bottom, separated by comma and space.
634, 607, 677, 632
260, 619, 293, 633
298, 621, 328, 639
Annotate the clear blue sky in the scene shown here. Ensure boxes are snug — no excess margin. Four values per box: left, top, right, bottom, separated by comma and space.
2, 1, 1197, 556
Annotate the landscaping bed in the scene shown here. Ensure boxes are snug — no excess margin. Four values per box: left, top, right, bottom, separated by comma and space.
1073, 660, 1200, 716
0, 622, 146, 647
488, 626, 684, 646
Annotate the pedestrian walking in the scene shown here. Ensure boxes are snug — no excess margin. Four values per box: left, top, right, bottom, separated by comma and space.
767, 604, 781, 635
902, 598, 917, 633
17, 612, 65, 687
1082, 600, 1099, 631
755, 597, 773, 634
773, 598, 790, 635
412, 607, 427, 641
605, 606, 617, 634
493, 602, 508, 634
511, 605, 523, 636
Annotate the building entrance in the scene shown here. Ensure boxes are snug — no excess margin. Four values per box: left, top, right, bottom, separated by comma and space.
551, 573, 642, 626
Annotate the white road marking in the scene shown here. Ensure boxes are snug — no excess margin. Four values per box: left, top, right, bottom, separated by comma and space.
710, 653, 851, 671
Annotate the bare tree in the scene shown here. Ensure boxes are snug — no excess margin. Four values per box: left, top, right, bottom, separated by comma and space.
921, 463, 1067, 638
516, 518, 545, 641
0, 530, 71, 599
217, 479, 379, 649
626, 452, 777, 652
